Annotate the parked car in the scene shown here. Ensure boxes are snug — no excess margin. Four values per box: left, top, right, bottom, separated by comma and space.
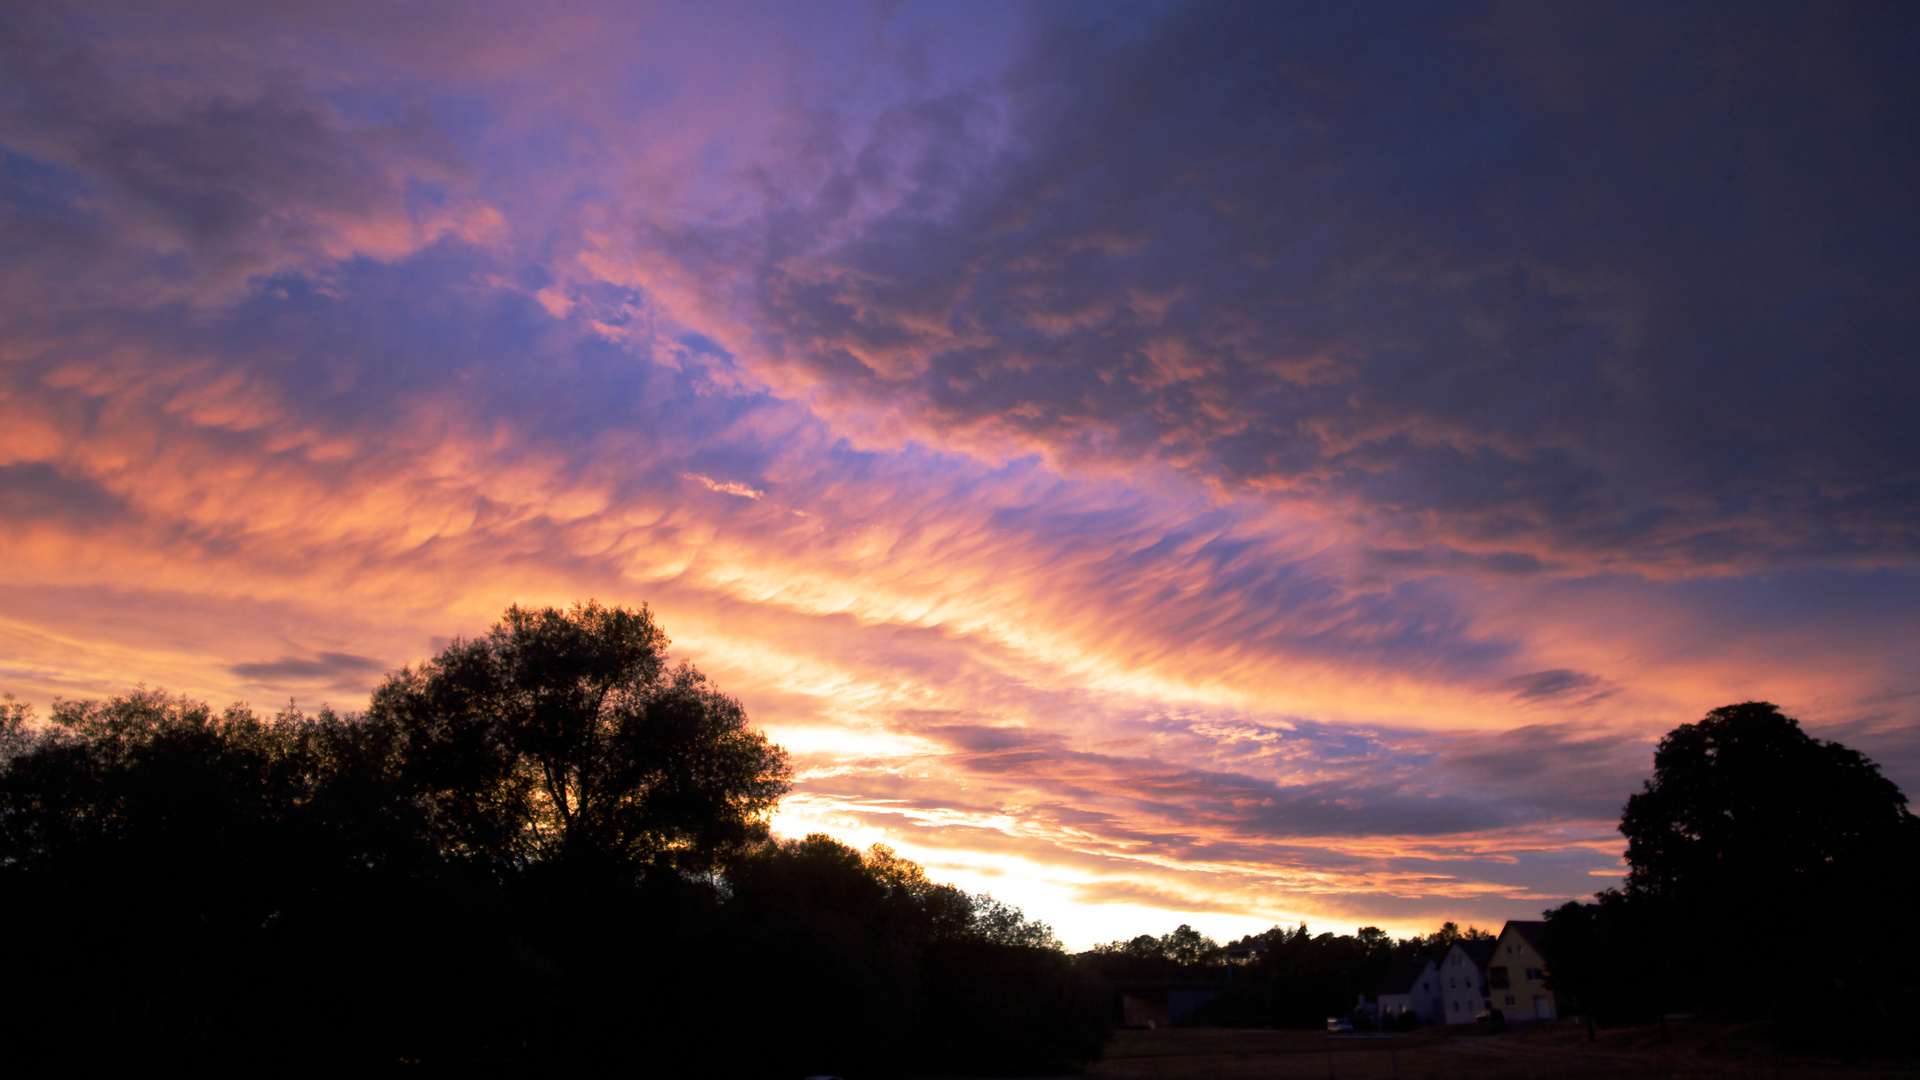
1326, 1018, 1354, 1032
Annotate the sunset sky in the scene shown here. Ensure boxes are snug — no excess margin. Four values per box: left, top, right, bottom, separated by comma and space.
2, 0, 1916, 949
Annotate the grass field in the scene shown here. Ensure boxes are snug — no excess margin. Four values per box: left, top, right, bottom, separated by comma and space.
1063, 1021, 1920, 1080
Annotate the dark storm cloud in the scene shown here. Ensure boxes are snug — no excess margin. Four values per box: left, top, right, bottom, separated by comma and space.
715, 0, 1920, 572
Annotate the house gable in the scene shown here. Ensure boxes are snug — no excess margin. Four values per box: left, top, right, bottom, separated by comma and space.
1491, 920, 1558, 1021
1438, 940, 1496, 1025
1374, 955, 1442, 1025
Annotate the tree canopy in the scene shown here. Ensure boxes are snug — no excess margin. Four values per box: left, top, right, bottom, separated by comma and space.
1547, 701, 1920, 1047
1621, 700, 1917, 906
368, 601, 790, 872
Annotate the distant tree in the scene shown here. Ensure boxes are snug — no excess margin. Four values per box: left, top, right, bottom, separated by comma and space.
0, 693, 29, 765
1156, 922, 1445, 1030
1416, 920, 1493, 953
1163, 923, 1219, 965
969, 892, 1066, 949
1355, 926, 1391, 955
368, 601, 790, 873
720, 833, 1102, 1076
1079, 922, 1224, 981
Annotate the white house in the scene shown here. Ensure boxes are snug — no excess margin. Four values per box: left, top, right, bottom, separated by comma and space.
1375, 955, 1442, 1025
1488, 920, 1559, 1021
1439, 940, 1497, 1024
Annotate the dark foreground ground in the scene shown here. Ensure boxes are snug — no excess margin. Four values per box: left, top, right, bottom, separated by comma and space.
965, 1021, 1919, 1080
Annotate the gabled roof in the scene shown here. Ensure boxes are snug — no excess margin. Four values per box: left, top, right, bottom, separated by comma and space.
1448, 939, 1497, 969
1500, 920, 1550, 957
1377, 954, 1436, 995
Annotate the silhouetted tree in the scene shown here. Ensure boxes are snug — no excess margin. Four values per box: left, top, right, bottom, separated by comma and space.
1127, 921, 1450, 1030
719, 833, 1103, 1077
1420, 920, 1493, 951
1541, 892, 1666, 1036
367, 601, 790, 874
0, 690, 547, 1076
1079, 923, 1224, 981
1622, 702, 1915, 906
1576, 701, 1920, 1048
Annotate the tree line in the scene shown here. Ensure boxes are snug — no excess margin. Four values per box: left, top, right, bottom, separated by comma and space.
1075, 919, 1495, 1030
0, 603, 1106, 1078
4, 599, 1912, 1072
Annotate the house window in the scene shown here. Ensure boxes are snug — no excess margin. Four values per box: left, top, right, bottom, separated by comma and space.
1525, 968, 1542, 982
1489, 966, 1510, 990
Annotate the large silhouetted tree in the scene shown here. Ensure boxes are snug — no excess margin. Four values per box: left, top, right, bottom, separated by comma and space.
1621, 702, 1916, 907
368, 601, 790, 872
1607, 702, 1919, 1038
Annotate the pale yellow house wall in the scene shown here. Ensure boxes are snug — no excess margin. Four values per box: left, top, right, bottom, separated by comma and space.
1490, 924, 1559, 1020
